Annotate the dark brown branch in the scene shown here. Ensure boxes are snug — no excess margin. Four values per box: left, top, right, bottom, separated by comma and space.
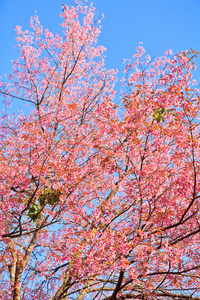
109, 270, 124, 300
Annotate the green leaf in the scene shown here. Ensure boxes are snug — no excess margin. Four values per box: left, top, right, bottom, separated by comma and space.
38, 189, 61, 207
48, 190, 61, 206
28, 204, 40, 222
153, 108, 165, 123
38, 195, 46, 207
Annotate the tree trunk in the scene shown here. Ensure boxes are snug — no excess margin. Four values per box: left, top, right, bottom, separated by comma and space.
12, 260, 23, 300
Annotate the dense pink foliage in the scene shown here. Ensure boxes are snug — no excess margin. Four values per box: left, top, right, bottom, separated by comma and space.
0, 1, 200, 299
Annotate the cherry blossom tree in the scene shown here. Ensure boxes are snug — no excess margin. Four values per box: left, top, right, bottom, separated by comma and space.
0, 1, 200, 299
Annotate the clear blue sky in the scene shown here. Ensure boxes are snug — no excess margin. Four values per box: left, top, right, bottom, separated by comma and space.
0, 0, 200, 90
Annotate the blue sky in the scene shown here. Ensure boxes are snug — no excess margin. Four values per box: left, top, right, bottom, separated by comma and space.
0, 0, 200, 92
